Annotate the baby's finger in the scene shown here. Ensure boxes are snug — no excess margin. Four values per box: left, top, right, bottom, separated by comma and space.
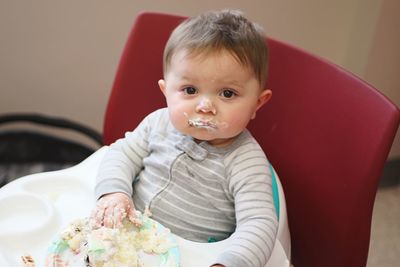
103, 214, 114, 228
128, 209, 143, 227
113, 205, 127, 228
91, 205, 106, 228
103, 204, 118, 228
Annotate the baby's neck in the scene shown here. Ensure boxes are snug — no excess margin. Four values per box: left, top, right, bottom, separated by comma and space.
195, 136, 237, 148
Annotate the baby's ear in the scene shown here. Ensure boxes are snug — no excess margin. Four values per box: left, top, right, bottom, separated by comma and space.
252, 89, 272, 119
158, 79, 166, 96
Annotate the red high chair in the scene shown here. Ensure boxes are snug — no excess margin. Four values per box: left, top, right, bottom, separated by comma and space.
102, 12, 400, 267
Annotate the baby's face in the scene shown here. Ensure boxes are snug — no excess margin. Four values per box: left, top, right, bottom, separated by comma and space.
159, 49, 271, 147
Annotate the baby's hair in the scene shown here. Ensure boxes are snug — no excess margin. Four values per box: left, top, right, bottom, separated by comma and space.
163, 10, 269, 88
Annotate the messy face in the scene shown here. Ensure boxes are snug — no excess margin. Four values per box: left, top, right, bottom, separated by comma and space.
159, 49, 271, 147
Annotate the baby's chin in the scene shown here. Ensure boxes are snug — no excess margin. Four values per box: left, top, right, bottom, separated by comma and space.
186, 130, 237, 147
183, 128, 217, 141
172, 121, 237, 146
175, 126, 216, 140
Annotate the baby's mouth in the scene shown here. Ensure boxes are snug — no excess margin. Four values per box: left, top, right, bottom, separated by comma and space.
188, 119, 218, 130
184, 112, 228, 132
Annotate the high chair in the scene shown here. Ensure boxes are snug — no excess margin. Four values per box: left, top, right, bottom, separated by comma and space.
0, 11, 291, 266
102, 12, 400, 267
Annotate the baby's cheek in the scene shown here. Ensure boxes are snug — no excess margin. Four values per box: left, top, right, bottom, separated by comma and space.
224, 116, 249, 134
168, 107, 188, 129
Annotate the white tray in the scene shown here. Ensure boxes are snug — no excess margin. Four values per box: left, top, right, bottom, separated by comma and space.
0, 146, 291, 267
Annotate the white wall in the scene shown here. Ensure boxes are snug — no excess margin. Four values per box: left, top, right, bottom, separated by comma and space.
0, 0, 399, 157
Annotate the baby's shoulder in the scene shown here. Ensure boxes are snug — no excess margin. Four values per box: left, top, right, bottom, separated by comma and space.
145, 108, 169, 123
142, 108, 171, 131
228, 130, 266, 154
223, 130, 268, 166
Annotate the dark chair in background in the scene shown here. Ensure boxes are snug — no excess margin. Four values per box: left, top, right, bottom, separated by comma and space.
0, 114, 102, 186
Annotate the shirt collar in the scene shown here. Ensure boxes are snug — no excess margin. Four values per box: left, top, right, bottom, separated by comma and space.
175, 135, 208, 161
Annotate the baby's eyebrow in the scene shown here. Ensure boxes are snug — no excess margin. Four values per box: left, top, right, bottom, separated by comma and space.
179, 75, 198, 82
220, 79, 245, 88
177, 74, 246, 90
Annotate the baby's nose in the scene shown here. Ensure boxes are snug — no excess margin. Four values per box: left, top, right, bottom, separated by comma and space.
196, 97, 216, 114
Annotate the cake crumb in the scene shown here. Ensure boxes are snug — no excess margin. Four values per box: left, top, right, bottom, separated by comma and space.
21, 254, 35, 267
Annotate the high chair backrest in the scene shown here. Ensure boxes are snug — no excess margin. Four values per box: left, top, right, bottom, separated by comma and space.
103, 12, 400, 267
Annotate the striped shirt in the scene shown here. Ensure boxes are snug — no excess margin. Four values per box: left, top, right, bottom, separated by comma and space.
95, 108, 278, 267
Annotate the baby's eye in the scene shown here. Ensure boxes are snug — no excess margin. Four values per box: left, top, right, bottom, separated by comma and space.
220, 89, 237, 99
183, 87, 198, 95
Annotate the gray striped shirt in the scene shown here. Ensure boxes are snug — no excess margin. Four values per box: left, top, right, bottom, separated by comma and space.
95, 108, 278, 267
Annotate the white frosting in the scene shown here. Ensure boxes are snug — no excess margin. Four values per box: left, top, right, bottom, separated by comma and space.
184, 112, 228, 131
53, 213, 177, 267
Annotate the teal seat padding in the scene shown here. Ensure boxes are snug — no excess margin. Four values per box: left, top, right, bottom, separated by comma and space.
269, 164, 280, 220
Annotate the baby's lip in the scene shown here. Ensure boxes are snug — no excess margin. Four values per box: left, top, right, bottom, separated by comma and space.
188, 119, 218, 129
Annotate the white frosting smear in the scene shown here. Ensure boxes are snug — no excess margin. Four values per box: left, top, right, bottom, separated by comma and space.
184, 112, 228, 132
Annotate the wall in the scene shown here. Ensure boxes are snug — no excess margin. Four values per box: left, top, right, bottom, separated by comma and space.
0, 0, 399, 157
362, 0, 400, 159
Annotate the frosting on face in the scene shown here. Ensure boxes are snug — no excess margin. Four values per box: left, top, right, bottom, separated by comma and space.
188, 118, 218, 130
184, 112, 228, 132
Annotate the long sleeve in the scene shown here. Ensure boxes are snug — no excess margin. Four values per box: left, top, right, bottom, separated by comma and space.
216, 144, 278, 267
94, 111, 154, 200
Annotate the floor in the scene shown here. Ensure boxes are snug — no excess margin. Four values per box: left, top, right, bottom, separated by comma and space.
367, 160, 400, 266
367, 185, 400, 266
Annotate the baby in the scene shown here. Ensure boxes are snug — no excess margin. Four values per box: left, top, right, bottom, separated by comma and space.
91, 9, 278, 267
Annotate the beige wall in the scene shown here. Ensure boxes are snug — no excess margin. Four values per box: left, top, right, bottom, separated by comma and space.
363, 0, 400, 159
0, 0, 399, 157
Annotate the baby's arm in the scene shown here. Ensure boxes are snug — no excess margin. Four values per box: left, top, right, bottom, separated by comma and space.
92, 111, 157, 228
94, 121, 151, 200
216, 150, 278, 267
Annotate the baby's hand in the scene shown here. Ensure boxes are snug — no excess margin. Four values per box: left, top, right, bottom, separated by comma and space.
90, 192, 140, 229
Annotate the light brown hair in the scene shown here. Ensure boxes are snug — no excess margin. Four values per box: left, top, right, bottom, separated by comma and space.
163, 10, 269, 88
